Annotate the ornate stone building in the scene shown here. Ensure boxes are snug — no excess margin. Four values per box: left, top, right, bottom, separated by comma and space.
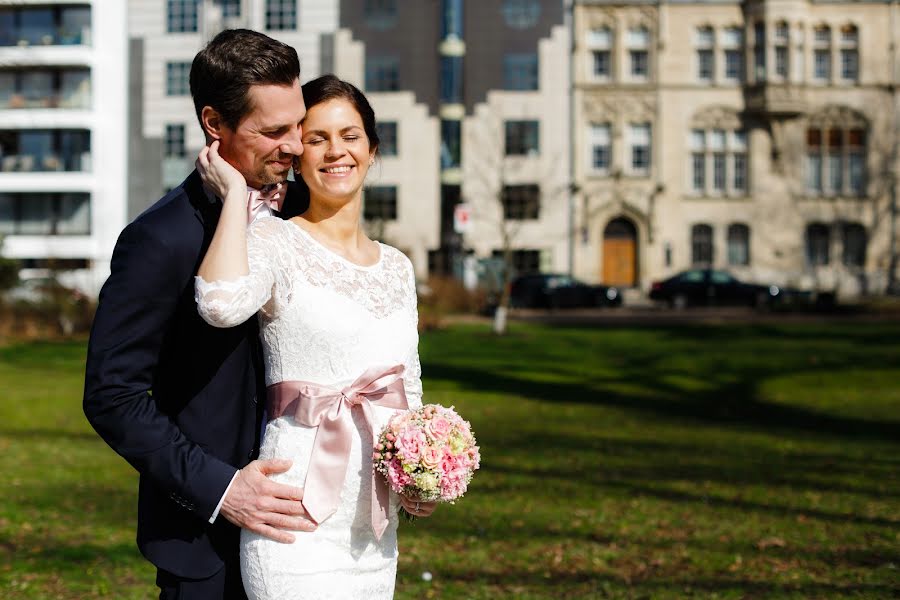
573, 0, 900, 297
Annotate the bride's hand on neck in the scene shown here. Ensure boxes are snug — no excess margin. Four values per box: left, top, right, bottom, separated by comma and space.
197, 140, 247, 203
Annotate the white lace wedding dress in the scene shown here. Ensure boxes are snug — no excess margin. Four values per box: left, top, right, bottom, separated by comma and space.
195, 216, 422, 600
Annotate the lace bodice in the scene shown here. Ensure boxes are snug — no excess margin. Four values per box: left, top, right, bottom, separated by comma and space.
195, 216, 422, 599
195, 216, 422, 405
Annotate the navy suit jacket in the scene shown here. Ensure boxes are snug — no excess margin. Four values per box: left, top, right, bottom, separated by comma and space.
84, 171, 308, 578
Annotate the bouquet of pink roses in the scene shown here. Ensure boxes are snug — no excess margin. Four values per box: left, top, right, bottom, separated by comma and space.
373, 404, 480, 510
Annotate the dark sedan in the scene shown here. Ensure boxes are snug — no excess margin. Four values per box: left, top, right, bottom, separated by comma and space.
649, 269, 784, 309
509, 273, 622, 309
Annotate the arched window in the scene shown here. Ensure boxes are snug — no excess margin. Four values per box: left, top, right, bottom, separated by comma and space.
805, 223, 830, 266
774, 21, 789, 78
841, 222, 867, 267
695, 26, 715, 83
839, 24, 859, 82
691, 224, 714, 265
727, 223, 750, 266
813, 25, 832, 81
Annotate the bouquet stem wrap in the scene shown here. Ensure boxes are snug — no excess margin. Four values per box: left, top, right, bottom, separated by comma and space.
266, 364, 408, 540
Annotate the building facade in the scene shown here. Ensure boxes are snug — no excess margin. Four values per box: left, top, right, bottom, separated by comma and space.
331, 0, 570, 279
0, 0, 128, 292
574, 0, 900, 297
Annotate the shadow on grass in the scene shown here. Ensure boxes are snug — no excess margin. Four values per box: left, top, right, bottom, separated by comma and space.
424, 362, 900, 443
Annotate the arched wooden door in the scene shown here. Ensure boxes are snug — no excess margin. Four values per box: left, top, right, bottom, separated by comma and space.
602, 217, 638, 287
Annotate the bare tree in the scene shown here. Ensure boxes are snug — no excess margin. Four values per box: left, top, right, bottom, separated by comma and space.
461, 111, 569, 334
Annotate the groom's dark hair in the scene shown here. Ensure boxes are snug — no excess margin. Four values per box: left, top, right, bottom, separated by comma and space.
190, 29, 300, 131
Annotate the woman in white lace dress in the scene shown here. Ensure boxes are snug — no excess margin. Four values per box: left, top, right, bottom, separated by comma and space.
194, 75, 436, 599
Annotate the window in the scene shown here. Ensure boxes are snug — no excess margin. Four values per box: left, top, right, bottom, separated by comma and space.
753, 22, 766, 80
166, 61, 191, 96
365, 56, 400, 91
774, 22, 789, 79
629, 124, 651, 175
727, 223, 750, 266
627, 27, 650, 80
503, 53, 539, 90
363, 186, 397, 221
841, 222, 866, 267
502, 0, 540, 30
365, 0, 398, 30
695, 27, 714, 83
167, 0, 198, 33
0, 129, 91, 172
502, 184, 540, 220
690, 128, 748, 196
164, 124, 186, 158
0, 192, 90, 235
722, 27, 744, 82
441, 0, 463, 39
440, 120, 461, 169
266, 0, 296, 31
491, 249, 541, 275
221, 0, 241, 18
0, 5, 91, 46
805, 223, 830, 266
590, 123, 611, 173
813, 25, 831, 81
440, 56, 463, 103
375, 122, 397, 156
691, 224, 714, 266
806, 126, 866, 196
0, 68, 90, 109
588, 27, 613, 80
505, 121, 539, 156
840, 25, 859, 81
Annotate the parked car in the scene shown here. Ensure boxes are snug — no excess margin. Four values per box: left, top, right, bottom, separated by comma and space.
509, 273, 622, 309
649, 269, 786, 309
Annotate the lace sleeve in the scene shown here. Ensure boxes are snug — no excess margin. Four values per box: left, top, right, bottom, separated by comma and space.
400, 257, 423, 409
195, 217, 282, 328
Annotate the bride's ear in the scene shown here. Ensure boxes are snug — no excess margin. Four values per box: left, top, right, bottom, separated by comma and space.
201, 106, 224, 141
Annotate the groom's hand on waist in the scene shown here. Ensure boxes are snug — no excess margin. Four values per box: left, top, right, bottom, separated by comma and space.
220, 458, 317, 543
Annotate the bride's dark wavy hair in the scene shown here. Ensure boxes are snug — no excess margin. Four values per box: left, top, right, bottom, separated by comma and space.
301, 74, 381, 156
283, 75, 381, 213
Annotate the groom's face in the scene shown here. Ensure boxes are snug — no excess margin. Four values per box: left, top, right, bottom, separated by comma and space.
216, 79, 306, 189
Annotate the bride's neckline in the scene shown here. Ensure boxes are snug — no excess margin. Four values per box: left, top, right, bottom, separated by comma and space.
286, 218, 383, 270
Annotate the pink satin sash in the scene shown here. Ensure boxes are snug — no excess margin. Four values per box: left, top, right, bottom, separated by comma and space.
266, 364, 408, 540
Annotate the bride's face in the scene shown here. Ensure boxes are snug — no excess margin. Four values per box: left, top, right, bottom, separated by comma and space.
298, 98, 375, 205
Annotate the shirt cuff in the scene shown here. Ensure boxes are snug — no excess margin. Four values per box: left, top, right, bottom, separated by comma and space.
209, 471, 239, 524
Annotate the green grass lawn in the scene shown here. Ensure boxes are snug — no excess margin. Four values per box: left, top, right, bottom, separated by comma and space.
1, 321, 899, 599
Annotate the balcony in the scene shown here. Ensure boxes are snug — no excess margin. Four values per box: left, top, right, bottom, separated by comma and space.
0, 69, 91, 110
743, 82, 808, 117
0, 6, 91, 48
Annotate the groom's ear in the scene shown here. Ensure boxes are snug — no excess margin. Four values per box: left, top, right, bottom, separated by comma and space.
200, 106, 224, 141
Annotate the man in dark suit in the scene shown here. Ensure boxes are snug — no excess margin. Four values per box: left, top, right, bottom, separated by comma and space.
84, 30, 312, 599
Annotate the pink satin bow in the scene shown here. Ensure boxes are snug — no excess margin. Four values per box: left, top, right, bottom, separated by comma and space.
266, 365, 409, 540
247, 184, 284, 223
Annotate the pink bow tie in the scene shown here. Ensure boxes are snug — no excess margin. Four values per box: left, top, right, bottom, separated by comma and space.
266, 365, 409, 540
247, 184, 284, 223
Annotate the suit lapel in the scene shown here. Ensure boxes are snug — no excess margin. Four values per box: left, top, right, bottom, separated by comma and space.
184, 170, 221, 233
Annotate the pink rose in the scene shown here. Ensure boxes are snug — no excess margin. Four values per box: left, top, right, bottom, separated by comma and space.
421, 445, 442, 470
426, 416, 452, 441
396, 429, 424, 463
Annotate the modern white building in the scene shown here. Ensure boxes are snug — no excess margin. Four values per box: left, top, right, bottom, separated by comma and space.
0, 0, 128, 292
